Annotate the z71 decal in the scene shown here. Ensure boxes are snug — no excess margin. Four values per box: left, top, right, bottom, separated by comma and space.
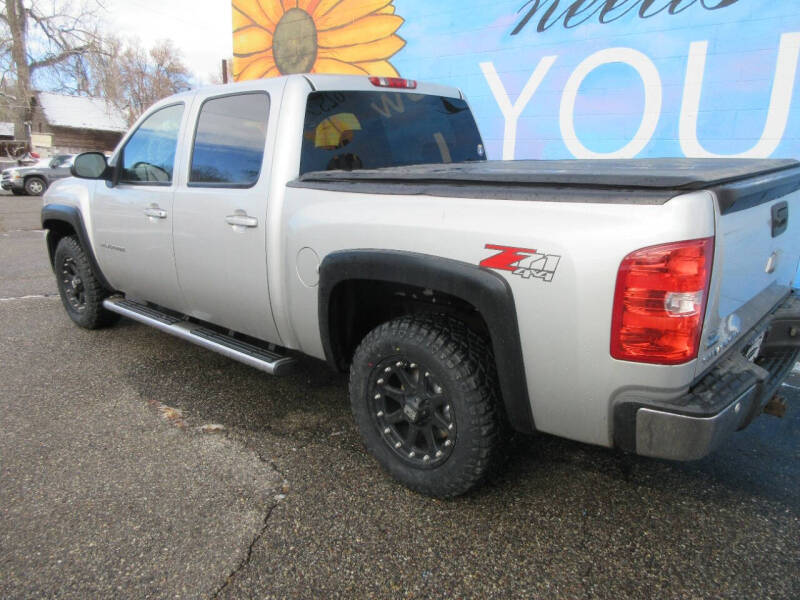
479, 244, 561, 283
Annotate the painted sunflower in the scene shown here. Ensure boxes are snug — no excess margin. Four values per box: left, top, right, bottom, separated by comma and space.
232, 0, 405, 80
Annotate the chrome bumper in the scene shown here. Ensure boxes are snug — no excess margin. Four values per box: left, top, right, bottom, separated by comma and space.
635, 384, 759, 460
1, 179, 22, 190
620, 292, 800, 461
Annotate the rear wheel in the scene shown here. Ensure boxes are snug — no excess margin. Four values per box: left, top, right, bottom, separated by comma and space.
349, 315, 503, 498
24, 176, 46, 196
54, 236, 118, 329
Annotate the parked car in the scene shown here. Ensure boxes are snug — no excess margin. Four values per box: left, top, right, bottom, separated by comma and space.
1, 154, 75, 196
40, 75, 800, 497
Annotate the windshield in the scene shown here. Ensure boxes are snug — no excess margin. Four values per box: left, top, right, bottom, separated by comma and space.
300, 91, 485, 175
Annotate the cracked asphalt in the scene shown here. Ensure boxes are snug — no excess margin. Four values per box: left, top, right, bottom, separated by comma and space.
1, 191, 799, 599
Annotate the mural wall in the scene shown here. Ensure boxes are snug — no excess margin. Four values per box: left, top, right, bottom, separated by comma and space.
232, 1, 406, 80
233, 0, 800, 163
233, 0, 800, 283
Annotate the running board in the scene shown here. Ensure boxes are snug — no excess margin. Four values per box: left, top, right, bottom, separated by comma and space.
102, 298, 295, 376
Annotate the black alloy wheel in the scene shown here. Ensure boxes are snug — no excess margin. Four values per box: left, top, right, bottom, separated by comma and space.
53, 235, 118, 329
60, 255, 87, 312
369, 357, 456, 468
350, 314, 503, 498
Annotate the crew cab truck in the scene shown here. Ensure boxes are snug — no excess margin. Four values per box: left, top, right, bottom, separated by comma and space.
41, 74, 800, 497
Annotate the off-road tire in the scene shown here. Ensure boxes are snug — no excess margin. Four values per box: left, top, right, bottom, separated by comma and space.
54, 235, 118, 329
350, 314, 503, 498
24, 176, 46, 196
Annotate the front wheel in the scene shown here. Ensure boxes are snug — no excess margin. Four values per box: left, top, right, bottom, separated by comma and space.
53, 236, 118, 329
24, 176, 46, 196
349, 315, 503, 498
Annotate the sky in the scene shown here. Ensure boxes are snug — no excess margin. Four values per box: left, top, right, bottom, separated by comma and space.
104, 0, 233, 83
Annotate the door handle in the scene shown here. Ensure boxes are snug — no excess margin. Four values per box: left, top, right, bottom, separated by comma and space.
225, 214, 258, 228
771, 201, 788, 237
143, 207, 167, 219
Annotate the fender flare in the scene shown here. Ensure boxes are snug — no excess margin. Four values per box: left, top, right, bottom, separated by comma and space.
41, 203, 113, 291
319, 249, 535, 434
25, 173, 48, 184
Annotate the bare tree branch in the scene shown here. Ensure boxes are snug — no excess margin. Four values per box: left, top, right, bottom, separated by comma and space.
1, 0, 107, 140
30, 45, 90, 71
84, 36, 192, 124
1, 1, 196, 137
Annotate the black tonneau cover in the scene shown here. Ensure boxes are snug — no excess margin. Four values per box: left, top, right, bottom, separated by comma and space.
291, 158, 800, 211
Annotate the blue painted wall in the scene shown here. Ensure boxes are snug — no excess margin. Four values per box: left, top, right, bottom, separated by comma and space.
389, 0, 800, 284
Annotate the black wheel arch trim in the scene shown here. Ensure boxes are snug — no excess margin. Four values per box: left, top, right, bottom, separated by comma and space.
318, 249, 535, 434
41, 203, 114, 292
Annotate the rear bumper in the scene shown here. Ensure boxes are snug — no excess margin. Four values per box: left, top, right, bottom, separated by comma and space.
615, 292, 800, 461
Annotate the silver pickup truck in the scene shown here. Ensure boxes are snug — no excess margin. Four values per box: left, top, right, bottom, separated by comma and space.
41, 74, 800, 497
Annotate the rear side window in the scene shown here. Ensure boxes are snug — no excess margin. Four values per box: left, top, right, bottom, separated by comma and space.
300, 91, 485, 175
120, 104, 184, 184
189, 93, 269, 187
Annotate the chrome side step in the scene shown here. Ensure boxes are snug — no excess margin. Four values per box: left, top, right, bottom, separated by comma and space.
103, 298, 295, 376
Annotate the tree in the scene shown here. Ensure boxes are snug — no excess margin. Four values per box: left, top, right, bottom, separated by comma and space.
1, 0, 104, 142
81, 37, 192, 125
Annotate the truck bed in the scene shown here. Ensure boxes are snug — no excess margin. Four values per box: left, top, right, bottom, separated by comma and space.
292, 158, 800, 209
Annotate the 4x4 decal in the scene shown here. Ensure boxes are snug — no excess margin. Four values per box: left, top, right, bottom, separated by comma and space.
479, 244, 561, 283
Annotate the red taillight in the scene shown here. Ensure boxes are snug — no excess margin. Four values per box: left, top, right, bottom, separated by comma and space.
610, 237, 714, 365
368, 76, 417, 89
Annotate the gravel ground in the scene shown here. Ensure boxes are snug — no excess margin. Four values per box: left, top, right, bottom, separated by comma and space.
1, 190, 798, 599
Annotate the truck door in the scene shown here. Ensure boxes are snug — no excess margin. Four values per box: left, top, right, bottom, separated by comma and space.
48, 155, 73, 182
171, 90, 281, 344
91, 102, 188, 312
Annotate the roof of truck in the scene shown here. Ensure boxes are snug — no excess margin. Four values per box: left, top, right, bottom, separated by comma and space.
194, 73, 462, 99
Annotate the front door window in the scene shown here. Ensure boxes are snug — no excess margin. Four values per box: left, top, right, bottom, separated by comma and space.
120, 104, 184, 185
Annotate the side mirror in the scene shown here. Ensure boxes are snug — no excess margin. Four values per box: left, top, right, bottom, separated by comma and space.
71, 152, 110, 180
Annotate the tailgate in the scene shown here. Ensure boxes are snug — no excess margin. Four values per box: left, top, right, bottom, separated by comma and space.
698, 167, 800, 372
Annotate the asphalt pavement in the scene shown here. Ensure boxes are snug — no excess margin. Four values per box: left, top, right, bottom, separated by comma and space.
1, 190, 798, 599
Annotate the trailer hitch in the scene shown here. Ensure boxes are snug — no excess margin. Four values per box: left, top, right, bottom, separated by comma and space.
762, 394, 787, 418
